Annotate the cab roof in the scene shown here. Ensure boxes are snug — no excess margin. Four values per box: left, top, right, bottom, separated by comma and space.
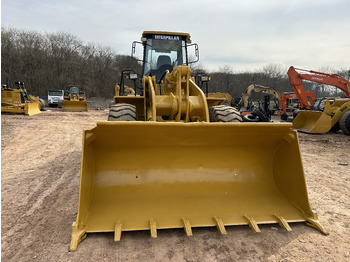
142, 31, 192, 43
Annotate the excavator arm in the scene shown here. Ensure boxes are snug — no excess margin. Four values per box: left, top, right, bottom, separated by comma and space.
240, 84, 280, 109
287, 66, 350, 109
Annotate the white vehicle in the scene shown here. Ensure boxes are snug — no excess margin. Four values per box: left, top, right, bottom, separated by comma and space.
48, 89, 64, 107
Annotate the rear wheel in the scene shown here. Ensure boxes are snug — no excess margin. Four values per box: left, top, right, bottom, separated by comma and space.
209, 105, 242, 122
108, 103, 137, 121
339, 110, 350, 135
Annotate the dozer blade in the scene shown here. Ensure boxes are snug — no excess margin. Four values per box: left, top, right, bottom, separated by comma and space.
292, 111, 331, 134
25, 102, 41, 116
1, 102, 41, 116
63, 100, 88, 112
70, 122, 327, 251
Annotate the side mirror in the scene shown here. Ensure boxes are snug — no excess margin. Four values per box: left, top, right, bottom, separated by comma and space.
187, 43, 199, 64
131, 41, 143, 62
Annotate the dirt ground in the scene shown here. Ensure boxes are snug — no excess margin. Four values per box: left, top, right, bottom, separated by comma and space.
1, 110, 349, 262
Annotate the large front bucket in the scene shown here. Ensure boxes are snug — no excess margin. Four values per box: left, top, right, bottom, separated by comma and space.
70, 122, 327, 251
292, 111, 331, 133
63, 100, 88, 112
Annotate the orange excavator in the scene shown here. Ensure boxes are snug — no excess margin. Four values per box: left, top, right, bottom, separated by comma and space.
287, 66, 350, 135
279, 92, 300, 121
288, 66, 350, 106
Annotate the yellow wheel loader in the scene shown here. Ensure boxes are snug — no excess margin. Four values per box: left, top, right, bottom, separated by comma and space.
288, 66, 350, 135
70, 31, 328, 251
1, 82, 41, 116
62, 85, 88, 112
292, 98, 350, 135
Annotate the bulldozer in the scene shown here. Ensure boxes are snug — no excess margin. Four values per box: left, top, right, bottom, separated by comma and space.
1, 81, 42, 116
288, 66, 350, 135
70, 31, 328, 251
62, 85, 88, 112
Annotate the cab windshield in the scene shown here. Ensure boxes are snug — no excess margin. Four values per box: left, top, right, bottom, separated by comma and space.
69, 86, 79, 95
48, 90, 63, 96
144, 39, 186, 80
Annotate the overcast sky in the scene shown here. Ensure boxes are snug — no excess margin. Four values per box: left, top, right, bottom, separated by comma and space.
2, 0, 350, 72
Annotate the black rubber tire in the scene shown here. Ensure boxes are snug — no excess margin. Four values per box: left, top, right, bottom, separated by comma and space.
339, 110, 350, 135
281, 113, 288, 121
251, 108, 268, 122
330, 122, 341, 132
242, 114, 259, 122
108, 103, 137, 121
209, 105, 242, 122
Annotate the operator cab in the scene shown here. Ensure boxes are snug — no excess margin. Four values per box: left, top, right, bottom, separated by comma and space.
68, 86, 80, 95
132, 31, 198, 82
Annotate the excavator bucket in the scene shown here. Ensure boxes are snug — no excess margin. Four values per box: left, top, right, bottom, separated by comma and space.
62, 100, 88, 112
70, 121, 327, 251
292, 111, 331, 133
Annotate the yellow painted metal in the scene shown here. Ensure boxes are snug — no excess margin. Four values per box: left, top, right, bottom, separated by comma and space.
1, 89, 41, 116
143, 65, 209, 122
208, 93, 232, 103
292, 98, 350, 133
24, 102, 41, 116
69, 121, 328, 251
142, 31, 192, 43
62, 100, 88, 112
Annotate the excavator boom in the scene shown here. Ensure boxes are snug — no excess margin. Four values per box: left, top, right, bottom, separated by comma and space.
288, 66, 350, 110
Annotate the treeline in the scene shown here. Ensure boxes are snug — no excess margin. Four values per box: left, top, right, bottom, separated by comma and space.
195, 64, 350, 101
1, 27, 141, 97
2, 27, 349, 100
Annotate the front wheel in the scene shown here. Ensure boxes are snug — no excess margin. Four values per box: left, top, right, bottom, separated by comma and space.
209, 105, 242, 122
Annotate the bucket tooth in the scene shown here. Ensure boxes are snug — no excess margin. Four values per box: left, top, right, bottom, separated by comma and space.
213, 216, 227, 235
69, 222, 86, 252
150, 219, 157, 239
182, 218, 193, 236
273, 215, 292, 231
114, 221, 122, 241
244, 216, 261, 233
305, 217, 329, 235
